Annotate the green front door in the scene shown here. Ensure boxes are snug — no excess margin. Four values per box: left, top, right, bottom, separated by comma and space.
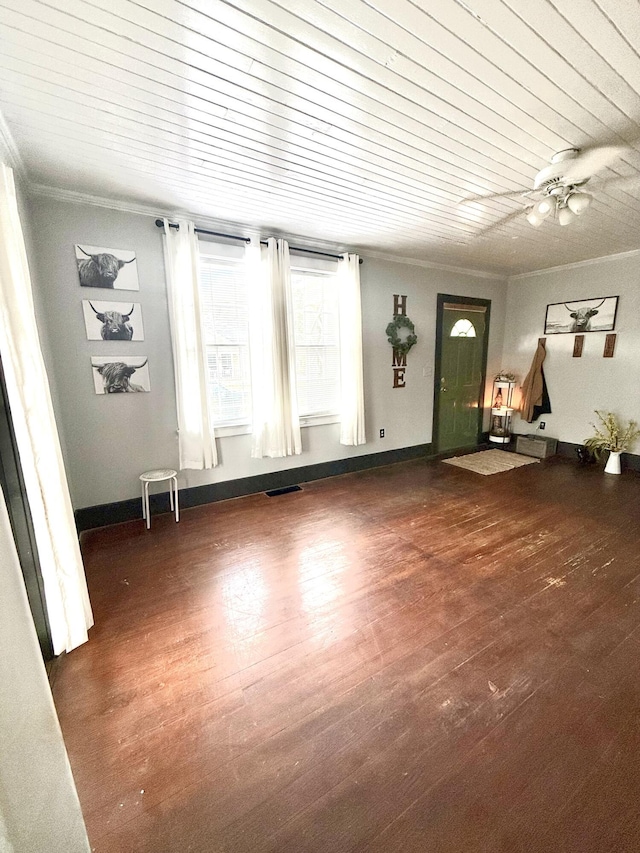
435, 298, 489, 453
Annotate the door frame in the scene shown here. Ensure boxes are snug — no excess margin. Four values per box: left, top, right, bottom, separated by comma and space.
0, 359, 53, 660
432, 293, 491, 455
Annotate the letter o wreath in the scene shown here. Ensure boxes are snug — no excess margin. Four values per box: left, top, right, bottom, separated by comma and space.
386, 315, 418, 356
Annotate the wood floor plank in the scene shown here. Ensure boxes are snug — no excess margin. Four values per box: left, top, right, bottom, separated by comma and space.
52, 456, 640, 852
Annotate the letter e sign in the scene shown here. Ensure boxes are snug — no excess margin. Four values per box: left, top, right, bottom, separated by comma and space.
393, 366, 406, 388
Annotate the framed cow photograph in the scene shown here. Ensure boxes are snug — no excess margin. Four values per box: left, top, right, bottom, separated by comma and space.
544, 296, 618, 335
75, 244, 139, 290
91, 356, 150, 394
82, 300, 144, 341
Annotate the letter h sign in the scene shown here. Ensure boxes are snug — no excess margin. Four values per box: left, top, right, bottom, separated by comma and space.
394, 294, 407, 316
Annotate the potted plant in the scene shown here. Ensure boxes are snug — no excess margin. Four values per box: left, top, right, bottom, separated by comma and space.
583, 410, 640, 474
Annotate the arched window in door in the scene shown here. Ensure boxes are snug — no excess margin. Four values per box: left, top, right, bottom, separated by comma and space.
450, 318, 477, 337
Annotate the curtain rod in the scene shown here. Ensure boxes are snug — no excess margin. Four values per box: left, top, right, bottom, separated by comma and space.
155, 219, 362, 263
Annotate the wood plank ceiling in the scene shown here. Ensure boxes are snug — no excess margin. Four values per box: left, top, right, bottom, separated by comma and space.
1, 0, 640, 275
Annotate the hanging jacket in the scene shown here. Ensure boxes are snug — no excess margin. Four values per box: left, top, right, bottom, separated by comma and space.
521, 340, 552, 423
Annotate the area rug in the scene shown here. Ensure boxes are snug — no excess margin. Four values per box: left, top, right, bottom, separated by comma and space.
442, 449, 540, 476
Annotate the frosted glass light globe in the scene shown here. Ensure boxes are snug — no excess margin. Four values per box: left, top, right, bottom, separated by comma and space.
558, 206, 576, 226
567, 192, 592, 215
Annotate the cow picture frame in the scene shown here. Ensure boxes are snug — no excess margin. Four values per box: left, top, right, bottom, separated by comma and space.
91, 356, 150, 394
75, 244, 139, 290
543, 296, 618, 335
82, 300, 144, 341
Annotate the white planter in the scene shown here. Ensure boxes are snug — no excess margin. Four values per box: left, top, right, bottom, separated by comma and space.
604, 450, 622, 475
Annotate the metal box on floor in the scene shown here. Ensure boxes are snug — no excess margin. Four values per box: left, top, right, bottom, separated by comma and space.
515, 434, 558, 459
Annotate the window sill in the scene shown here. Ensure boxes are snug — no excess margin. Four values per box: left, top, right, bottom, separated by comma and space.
213, 415, 339, 437
213, 423, 252, 438
300, 414, 340, 428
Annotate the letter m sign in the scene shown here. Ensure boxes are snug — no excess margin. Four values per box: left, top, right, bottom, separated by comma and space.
392, 349, 407, 368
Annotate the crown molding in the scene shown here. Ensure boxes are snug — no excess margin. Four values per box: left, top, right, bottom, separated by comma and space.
508, 247, 640, 282
29, 183, 203, 224
28, 183, 509, 279
0, 109, 27, 180
359, 248, 507, 280
28, 183, 338, 249
32, 181, 633, 281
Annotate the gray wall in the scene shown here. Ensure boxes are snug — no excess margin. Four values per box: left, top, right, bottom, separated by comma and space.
362, 256, 507, 450
28, 197, 176, 509
27, 195, 508, 509
503, 252, 640, 446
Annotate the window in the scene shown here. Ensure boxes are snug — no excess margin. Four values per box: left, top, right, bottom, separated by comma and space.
199, 243, 251, 428
198, 243, 341, 431
450, 318, 476, 337
291, 262, 340, 420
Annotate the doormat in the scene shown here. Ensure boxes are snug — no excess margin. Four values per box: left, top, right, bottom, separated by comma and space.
442, 450, 540, 476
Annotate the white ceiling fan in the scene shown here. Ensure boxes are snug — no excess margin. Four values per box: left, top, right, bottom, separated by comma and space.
462, 146, 634, 234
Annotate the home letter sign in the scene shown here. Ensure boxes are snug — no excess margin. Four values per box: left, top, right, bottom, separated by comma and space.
386, 294, 417, 389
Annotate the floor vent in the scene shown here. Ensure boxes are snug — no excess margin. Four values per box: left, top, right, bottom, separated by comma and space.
265, 485, 302, 497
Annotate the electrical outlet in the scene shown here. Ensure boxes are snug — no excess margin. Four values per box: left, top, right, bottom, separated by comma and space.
380, 428, 385, 438
539, 422, 546, 430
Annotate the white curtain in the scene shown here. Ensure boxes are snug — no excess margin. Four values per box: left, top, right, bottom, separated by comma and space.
163, 219, 217, 469
247, 237, 301, 458
338, 253, 366, 446
0, 163, 93, 654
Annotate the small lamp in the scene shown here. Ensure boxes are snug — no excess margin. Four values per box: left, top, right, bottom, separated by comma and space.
489, 377, 517, 444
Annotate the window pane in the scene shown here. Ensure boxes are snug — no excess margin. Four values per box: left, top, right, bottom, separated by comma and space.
291, 268, 340, 417
295, 346, 340, 416
293, 277, 339, 346
200, 263, 248, 345
199, 252, 251, 426
450, 318, 476, 337
206, 346, 251, 424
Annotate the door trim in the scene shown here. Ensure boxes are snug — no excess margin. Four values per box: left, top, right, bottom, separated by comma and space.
0, 359, 53, 660
432, 293, 491, 455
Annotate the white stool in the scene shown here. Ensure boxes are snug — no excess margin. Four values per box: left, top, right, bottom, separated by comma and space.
139, 469, 179, 530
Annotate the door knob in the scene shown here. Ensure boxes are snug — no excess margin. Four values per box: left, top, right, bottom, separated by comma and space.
440, 377, 447, 392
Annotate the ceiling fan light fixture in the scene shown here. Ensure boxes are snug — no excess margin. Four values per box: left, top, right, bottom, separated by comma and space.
558, 206, 576, 226
533, 196, 556, 219
567, 192, 592, 215
473, 146, 621, 237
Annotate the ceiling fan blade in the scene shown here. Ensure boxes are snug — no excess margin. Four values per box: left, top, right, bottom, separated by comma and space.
594, 173, 640, 190
459, 188, 533, 204
563, 146, 626, 182
472, 208, 530, 238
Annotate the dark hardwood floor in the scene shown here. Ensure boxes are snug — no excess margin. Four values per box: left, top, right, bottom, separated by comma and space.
51, 455, 640, 852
